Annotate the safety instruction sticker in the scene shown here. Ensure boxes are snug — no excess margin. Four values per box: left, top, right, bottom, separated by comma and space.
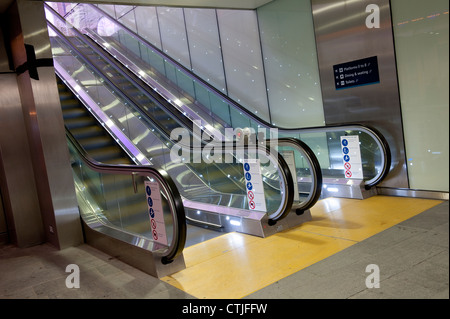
243, 159, 267, 212
341, 136, 363, 179
145, 180, 168, 246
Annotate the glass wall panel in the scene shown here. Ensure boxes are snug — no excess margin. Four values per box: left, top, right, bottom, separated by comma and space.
157, 7, 191, 70
114, 5, 135, 20
217, 9, 270, 123
117, 6, 138, 33
391, 0, 449, 192
184, 8, 227, 94
97, 4, 116, 19
257, 0, 324, 129
134, 6, 162, 50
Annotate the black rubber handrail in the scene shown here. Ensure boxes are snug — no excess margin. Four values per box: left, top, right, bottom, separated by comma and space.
274, 138, 323, 214
66, 129, 186, 264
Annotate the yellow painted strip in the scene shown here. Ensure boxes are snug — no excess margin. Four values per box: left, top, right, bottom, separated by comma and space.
162, 196, 442, 299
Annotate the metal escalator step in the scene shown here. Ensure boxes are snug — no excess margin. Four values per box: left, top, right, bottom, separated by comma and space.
78, 136, 115, 151
60, 98, 81, 109
70, 125, 104, 139
62, 107, 88, 119
64, 116, 97, 130
88, 146, 129, 163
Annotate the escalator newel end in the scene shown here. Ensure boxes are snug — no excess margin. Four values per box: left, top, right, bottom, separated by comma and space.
268, 219, 277, 226
296, 209, 305, 216
161, 257, 174, 265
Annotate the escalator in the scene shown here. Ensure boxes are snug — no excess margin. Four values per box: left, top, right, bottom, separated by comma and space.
67, 126, 187, 277
46, 5, 323, 242
53, 2, 391, 200
59, 81, 133, 165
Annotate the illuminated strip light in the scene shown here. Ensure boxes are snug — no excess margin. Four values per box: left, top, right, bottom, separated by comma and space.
397, 10, 449, 26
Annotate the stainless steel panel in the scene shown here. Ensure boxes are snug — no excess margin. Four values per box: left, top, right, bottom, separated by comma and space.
0, 184, 8, 243
4, 0, 83, 249
377, 187, 449, 201
0, 73, 45, 247
0, 25, 10, 72
82, 220, 186, 278
17, 0, 83, 249
311, 0, 409, 189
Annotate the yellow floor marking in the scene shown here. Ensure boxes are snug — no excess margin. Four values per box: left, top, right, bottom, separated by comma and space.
162, 196, 442, 299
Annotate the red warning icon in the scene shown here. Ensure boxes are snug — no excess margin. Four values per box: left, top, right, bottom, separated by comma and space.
249, 200, 256, 210
152, 229, 158, 240
344, 162, 351, 170
151, 219, 157, 229
247, 191, 255, 200
345, 170, 352, 178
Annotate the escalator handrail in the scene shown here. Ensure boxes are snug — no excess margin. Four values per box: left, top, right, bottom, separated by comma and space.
82, 3, 391, 189
274, 138, 323, 213
66, 129, 186, 264
47, 13, 300, 223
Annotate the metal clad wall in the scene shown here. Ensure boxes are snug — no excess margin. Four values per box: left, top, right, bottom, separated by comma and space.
311, 0, 409, 188
0, 0, 82, 248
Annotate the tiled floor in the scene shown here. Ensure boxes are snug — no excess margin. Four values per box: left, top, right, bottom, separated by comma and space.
0, 199, 448, 299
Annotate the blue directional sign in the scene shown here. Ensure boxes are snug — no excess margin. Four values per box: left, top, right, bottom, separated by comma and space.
334, 56, 380, 90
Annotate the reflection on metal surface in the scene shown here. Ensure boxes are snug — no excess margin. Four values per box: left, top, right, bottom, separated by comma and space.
377, 187, 449, 201
311, 0, 409, 190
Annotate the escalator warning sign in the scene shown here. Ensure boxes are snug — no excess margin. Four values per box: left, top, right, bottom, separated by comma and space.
243, 159, 267, 212
145, 181, 168, 246
341, 136, 363, 179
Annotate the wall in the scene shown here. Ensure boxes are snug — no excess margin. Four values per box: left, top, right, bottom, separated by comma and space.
80, 0, 448, 193
97, 3, 271, 122
257, 0, 324, 128
391, 0, 449, 192
0, 192, 7, 243
98, 1, 324, 128
0, 0, 83, 248
311, 0, 409, 189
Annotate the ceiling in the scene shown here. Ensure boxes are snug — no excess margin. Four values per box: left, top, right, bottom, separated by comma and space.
46, 0, 274, 10
0, 0, 274, 15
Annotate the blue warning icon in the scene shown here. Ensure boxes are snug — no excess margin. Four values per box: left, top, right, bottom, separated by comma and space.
244, 163, 250, 172
149, 208, 155, 218
342, 139, 349, 147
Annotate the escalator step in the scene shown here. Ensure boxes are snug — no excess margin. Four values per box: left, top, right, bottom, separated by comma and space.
70, 125, 104, 139
88, 146, 129, 163
62, 107, 89, 119
78, 136, 115, 150
64, 116, 97, 129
